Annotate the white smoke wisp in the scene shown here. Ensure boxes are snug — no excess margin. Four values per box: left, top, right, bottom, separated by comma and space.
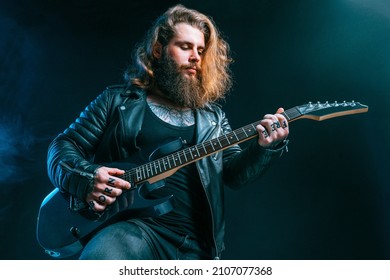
0, 116, 35, 183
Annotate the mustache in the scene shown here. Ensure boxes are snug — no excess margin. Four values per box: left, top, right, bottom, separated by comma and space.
181, 63, 201, 71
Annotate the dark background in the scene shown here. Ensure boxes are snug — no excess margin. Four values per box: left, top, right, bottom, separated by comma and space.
1, 0, 389, 260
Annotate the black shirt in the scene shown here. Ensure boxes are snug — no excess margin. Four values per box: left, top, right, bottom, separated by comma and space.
136, 102, 210, 241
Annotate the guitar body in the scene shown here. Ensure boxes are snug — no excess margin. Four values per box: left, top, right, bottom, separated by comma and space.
36, 162, 174, 258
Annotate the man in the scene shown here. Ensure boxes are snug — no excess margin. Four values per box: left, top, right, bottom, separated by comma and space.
47, 4, 289, 260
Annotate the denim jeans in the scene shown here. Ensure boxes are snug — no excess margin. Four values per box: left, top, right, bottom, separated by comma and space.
79, 220, 212, 260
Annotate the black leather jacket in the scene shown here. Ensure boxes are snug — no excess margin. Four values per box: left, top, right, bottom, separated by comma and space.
47, 85, 287, 258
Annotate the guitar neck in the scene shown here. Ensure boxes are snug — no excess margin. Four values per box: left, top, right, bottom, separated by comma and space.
123, 121, 262, 185
122, 100, 367, 185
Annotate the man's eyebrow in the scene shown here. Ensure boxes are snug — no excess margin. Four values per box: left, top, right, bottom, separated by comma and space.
175, 40, 205, 48
175, 40, 191, 45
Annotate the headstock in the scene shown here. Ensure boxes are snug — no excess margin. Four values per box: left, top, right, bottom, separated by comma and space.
295, 101, 368, 121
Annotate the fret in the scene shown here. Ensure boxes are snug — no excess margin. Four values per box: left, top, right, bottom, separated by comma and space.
219, 134, 230, 147
196, 146, 201, 157
183, 149, 188, 161
180, 150, 188, 163
153, 161, 158, 174
210, 140, 216, 151
137, 168, 141, 181
156, 159, 162, 172
241, 127, 248, 137
209, 141, 215, 152
232, 130, 240, 141
177, 152, 183, 165
250, 123, 257, 132
244, 126, 251, 134
194, 145, 201, 156
188, 148, 194, 159
163, 159, 169, 170
243, 128, 250, 137
205, 141, 213, 153
171, 154, 176, 166
150, 163, 154, 176
216, 137, 222, 148
190, 147, 199, 158
175, 154, 180, 165
173, 153, 180, 165
201, 143, 207, 154
226, 134, 232, 143
191, 147, 197, 158
173, 154, 179, 166
139, 166, 145, 179
147, 164, 151, 177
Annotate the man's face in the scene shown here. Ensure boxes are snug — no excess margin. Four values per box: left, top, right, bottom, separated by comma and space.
153, 23, 206, 109
166, 22, 205, 78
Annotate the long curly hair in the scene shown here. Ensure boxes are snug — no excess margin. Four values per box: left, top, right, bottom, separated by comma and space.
124, 4, 233, 104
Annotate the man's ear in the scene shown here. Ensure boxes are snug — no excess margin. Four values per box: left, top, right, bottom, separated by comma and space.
153, 42, 162, 59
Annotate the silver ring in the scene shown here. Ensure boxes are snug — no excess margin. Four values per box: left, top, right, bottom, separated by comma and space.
88, 201, 95, 209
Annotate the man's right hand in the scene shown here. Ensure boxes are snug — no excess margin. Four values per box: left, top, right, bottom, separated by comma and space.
85, 166, 131, 212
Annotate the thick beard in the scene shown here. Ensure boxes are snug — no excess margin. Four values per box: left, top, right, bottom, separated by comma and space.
153, 52, 205, 109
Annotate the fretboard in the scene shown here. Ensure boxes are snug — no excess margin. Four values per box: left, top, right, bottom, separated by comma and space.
121, 106, 302, 185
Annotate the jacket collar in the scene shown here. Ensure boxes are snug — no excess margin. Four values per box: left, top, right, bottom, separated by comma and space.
120, 84, 145, 99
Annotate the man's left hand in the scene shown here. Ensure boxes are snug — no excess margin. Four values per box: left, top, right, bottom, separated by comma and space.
256, 108, 289, 149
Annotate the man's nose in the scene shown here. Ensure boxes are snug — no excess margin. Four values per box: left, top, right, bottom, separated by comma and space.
189, 50, 200, 63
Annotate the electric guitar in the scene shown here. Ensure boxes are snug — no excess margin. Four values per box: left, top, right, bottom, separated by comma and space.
36, 100, 368, 258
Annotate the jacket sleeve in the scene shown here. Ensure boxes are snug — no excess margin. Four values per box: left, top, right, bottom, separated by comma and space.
47, 89, 114, 199
221, 113, 288, 189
